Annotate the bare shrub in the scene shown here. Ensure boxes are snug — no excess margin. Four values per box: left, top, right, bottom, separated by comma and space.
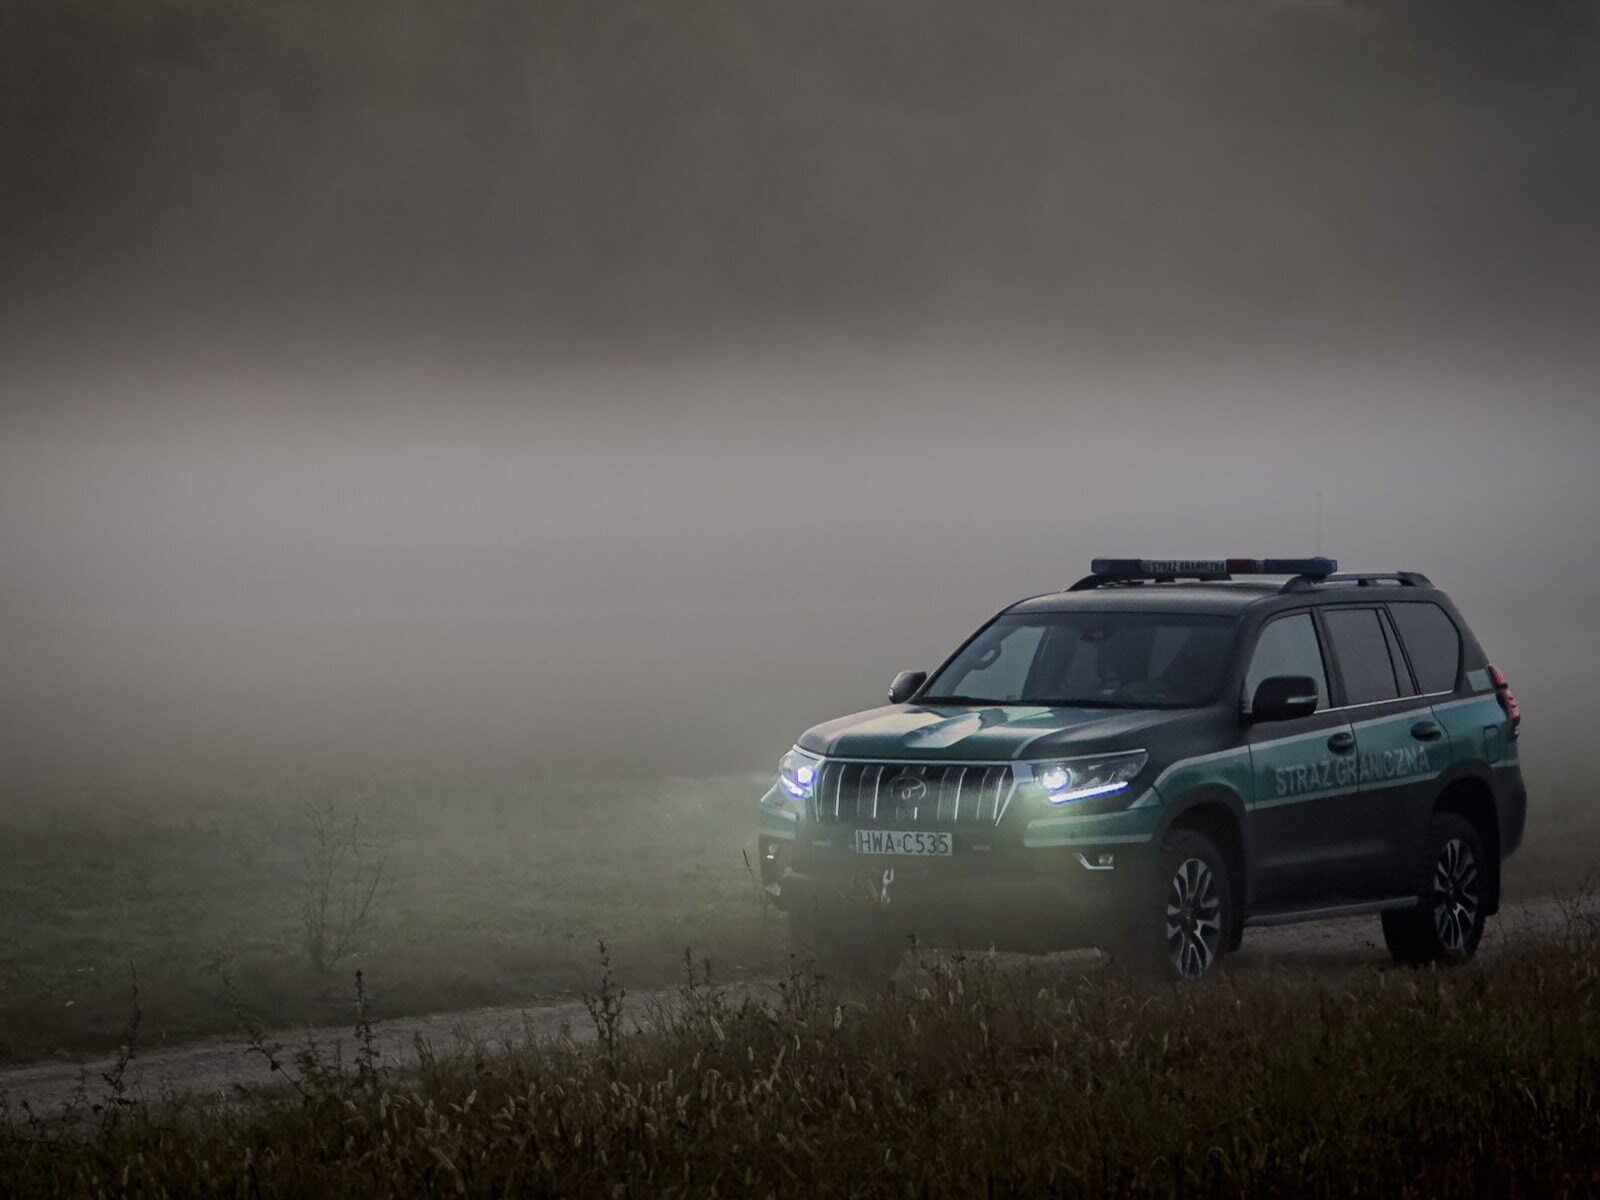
299, 800, 389, 975
1552, 868, 1599, 938
232, 971, 383, 1105
581, 939, 627, 1067
353, 969, 381, 1090
93, 963, 141, 1130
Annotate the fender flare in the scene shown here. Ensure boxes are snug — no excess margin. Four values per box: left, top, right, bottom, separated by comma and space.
1428, 758, 1504, 913
1154, 782, 1249, 843
1154, 783, 1252, 909
1433, 758, 1497, 796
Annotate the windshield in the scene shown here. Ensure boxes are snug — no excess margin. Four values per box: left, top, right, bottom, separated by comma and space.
920, 611, 1238, 709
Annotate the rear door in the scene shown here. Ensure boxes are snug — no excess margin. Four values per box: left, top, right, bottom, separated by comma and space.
1385, 601, 1467, 861
1242, 610, 1359, 906
1319, 605, 1440, 896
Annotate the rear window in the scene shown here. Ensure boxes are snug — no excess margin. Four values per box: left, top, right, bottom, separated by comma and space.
1322, 608, 1402, 705
1388, 603, 1462, 694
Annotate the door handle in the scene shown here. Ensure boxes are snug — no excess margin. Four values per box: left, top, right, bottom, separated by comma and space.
1327, 731, 1357, 755
1411, 721, 1443, 742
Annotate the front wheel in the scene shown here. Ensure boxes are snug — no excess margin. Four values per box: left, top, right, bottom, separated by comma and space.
1382, 813, 1488, 966
1111, 829, 1234, 981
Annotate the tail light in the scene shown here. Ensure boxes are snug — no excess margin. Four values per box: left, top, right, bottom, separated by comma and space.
1490, 666, 1520, 735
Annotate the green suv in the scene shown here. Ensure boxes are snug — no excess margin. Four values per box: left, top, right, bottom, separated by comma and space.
758, 558, 1525, 980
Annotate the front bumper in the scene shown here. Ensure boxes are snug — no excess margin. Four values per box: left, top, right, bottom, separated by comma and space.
757, 784, 1161, 952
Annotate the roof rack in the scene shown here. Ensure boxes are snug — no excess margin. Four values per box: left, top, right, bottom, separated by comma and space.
1068, 572, 1224, 591
1069, 557, 1337, 592
1279, 570, 1432, 594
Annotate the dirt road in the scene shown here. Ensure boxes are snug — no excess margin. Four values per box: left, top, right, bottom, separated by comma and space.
0, 898, 1577, 1117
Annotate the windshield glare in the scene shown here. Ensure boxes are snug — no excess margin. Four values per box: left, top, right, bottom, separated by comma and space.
920, 611, 1237, 709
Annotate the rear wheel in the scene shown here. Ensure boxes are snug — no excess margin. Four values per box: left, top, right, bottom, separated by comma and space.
1112, 829, 1233, 981
1382, 813, 1488, 966
787, 900, 904, 984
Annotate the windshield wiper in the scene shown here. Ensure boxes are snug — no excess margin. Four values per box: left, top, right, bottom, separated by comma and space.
1033, 698, 1157, 710
919, 695, 1165, 710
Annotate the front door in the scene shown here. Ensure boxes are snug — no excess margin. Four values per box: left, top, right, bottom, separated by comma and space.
1243, 611, 1361, 906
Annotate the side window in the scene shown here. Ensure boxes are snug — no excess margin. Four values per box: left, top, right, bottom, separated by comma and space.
1322, 608, 1401, 705
1245, 613, 1329, 711
1379, 611, 1418, 697
953, 623, 1044, 701
1388, 603, 1462, 694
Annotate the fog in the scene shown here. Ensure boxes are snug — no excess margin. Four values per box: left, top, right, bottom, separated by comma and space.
3, 358, 1596, 801
2, 0, 1598, 814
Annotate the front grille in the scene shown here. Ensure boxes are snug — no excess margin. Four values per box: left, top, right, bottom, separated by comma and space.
809, 761, 1018, 828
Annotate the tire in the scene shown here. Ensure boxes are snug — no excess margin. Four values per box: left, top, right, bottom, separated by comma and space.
1382, 813, 1488, 966
1111, 828, 1234, 981
787, 900, 904, 984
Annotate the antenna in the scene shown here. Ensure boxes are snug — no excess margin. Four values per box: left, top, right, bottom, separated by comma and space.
1315, 490, 1324, 557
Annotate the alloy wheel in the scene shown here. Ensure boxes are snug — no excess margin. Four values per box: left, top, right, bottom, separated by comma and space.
1165, 857, 1223, 978
1432, 837, 1480, 953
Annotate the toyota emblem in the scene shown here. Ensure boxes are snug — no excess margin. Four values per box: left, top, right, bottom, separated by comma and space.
888, 775, 927, 805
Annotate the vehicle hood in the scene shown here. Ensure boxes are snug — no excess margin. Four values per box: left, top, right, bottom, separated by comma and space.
796, 702, 1197, 762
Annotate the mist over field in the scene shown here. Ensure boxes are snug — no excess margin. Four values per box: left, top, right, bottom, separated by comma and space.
2, 360, 1598, 800
2, 1, 1598, 856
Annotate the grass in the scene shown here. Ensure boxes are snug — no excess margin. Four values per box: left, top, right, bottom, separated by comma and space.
0, 775, 785, 1064
2, 916, 1597, 1195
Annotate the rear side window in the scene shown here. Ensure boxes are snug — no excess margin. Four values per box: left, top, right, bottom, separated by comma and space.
1378, 611, 1418, 697
1245, 613, 1329, 711
1389, 603, 1462, 694
1322, 608, 1402, 705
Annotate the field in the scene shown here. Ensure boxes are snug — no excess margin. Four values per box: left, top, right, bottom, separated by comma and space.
3, 769, 1597, 1070
1, 764, 1597, 1195
3, 908, 1597, 1195
0, 775, 785, 1065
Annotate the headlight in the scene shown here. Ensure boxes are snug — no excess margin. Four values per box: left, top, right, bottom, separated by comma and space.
1029, 751, 1148, 806
774, 748, 822, 802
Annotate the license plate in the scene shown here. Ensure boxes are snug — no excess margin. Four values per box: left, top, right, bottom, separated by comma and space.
853, 829, 953, 857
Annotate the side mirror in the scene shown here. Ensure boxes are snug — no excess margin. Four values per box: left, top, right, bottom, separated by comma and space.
888, 670, 927, 704
1248, 675, 1320, 723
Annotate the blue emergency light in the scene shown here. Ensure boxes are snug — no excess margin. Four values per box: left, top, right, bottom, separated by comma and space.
1089, 557, 1337, 580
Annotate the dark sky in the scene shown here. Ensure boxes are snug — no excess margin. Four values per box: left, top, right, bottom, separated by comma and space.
3, 0, 1598, 362
1, 1, 1597, 791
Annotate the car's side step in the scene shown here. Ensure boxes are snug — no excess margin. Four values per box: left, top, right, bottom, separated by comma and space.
1244, 896, 1418, 928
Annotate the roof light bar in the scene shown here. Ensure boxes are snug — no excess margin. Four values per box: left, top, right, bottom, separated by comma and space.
1089, 557, 1337, 579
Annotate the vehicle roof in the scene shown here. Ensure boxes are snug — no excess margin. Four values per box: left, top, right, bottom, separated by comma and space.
1009, 582, 1281, 615
1007, 578, 1445, 617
